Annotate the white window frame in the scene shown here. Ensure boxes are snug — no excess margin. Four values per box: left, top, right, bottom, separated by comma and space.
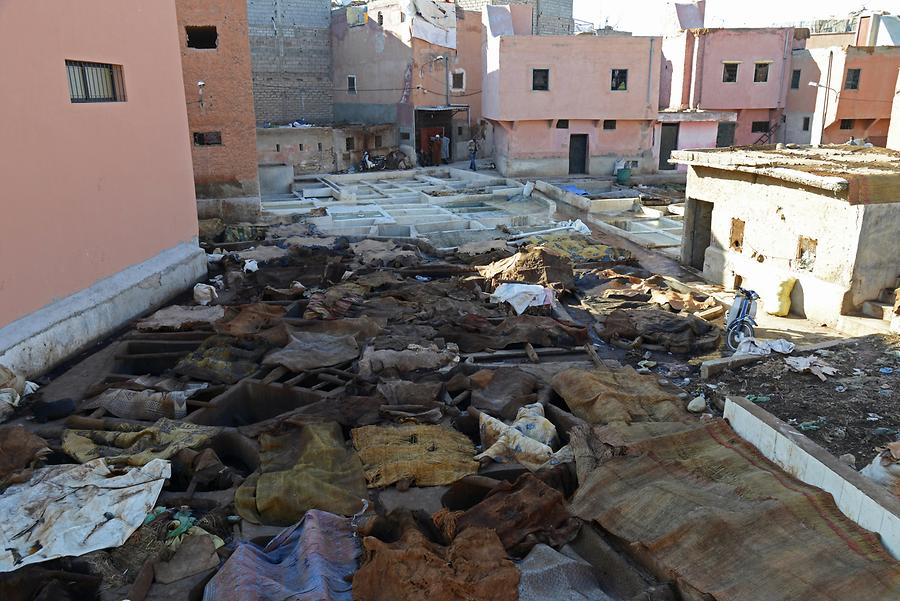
753, 60, 773, 84
722, 61, 741, 84
347, 75, 357, 95
451, 69, 466, 92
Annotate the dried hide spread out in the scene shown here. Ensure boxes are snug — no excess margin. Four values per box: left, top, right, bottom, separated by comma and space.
552, 367, 687, 425
214, 304, 286, 338
434, 473, 580, 557
598, 307, 720, 354
204, 510, 360, 601
263, 332, 360, 372
518, 544, 613, 601
236, 422, 367, 526
357, 344, 459, 380
352, 424, 478, 488
136, 305, 226, 331
351, 240, 420, 268
476, 405, 570, 471
62, 418, 222, 467
174, 337, 268, 384
569, 420, 900, 601
82, 388, 193, 421
0, 426, 50, 491
440, 314, 587, 353
478, 246, 575, 291
352, 527, 518, 601
0, 459, 169, 572
286, 316, 384, 342
469, 367, 540, 420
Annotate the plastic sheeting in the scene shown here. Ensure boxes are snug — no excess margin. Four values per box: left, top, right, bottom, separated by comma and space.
204, 510, 360, 601
570, 420, 900, 601
0, 458, 169, 572
490, 283, 555, 315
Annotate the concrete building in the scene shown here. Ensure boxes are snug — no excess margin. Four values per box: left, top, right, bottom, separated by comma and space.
673, 146, 900, 329
658, 26, 799, 160
332, 1, 488, 164
482, 5, 661, 177
175, 0, 261, 216
0, 0, 205, 378
456, 0, 574, 35
247, 0, 333, 125
785, 46, 900, 147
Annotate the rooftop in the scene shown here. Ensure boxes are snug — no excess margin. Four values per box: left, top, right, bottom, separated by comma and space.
671, 144, 900, 204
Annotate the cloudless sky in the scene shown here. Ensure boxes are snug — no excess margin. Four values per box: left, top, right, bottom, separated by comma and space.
573, 0, 900, 34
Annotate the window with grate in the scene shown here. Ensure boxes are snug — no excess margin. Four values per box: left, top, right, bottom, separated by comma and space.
840, 119, 854, 130
347, 75, 357, 94
556, 119, 569, 129
845, 68, 861, 90
611, 69, 628, 91
791, 69, 801, 89
66, 60, 126, 103
603, 120, 617, 130
802, 116, 810, 131
451, 71, 465, 91
754, 62, 769, 83
346, 137, 355, 151
186, 26, 217, 49
751, 121, 769, 133
532, 68, 549, 91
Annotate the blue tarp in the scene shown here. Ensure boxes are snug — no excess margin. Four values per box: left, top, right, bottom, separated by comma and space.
203, 510, 360, 601
559, 185, 589, 196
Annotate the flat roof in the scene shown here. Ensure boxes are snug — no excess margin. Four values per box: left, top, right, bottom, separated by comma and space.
671, 144, 900, 204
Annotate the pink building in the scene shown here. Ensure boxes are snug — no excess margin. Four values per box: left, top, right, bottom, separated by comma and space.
889, 69, 900, 151
785, 46, 900, 147
658, 26, 798, 163
0, 0, 205, 377
482, 6, 661, 177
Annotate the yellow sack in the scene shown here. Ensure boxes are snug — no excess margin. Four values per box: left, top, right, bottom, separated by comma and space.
759, 275, 796, 317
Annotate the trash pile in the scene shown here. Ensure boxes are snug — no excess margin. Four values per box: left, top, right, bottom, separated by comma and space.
1, 228, 898, 600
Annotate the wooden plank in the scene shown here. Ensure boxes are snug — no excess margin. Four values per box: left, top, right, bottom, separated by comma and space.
524, 343, 540, 363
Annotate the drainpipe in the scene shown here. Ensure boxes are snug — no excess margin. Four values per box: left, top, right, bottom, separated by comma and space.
444, 55, 451, 108
774, 29, 791, 142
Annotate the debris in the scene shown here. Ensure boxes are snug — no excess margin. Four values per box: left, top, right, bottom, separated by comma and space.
735, 337, 796, 356
798, 421, 821, 432
475, 406, 566, 471
352, 424, 478, 488
784, 356, 838, 381
0, 426, 50, 491
518, 544, 614, 601
687, 395, 707, 413
0, 458, 170, 572
860, 442, 900, 498
193, 283, 219, 306
242, 259, 259, 273
696, 305, 726, 321
598, 307, 720, 354
490, 283, 555, 315
745, 394, 771, 404
478, 246, 575, 291
154, 534, 219, 584
136, 305, 226, 331
263, 332, 360, 372
204, 510, 361, 601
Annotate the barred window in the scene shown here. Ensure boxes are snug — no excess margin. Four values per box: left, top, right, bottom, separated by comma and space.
66, 60, 126, 103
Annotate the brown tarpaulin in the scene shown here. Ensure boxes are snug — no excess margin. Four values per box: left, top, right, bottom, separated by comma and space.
235, 422, 368, 525
352, 526, 519, 601
552, 367, 687, 425
569, 419, 900, 601
352, 424, 478, 488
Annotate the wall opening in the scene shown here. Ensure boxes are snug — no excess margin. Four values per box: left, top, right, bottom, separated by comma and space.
840, 119, 855, 130
729, 218, 745, 251
682, 199, 714, 270
722, 62, 739, 83
556, 119, 570, 129
451, 70, 465, 91
532, 68, 549, 91
753, 62, 770, 83
568, 134, 588, 175
751, 121, 770, 133
603, 120, 617, 130
611, 69, 628, 91
347, 75, 357, 94
802, 116, 811, 131
795, 236, 817, 271
193, 131, 222, 146
66, 60, 126, 103
186, 26, 218, 49
375, 135, 383, 148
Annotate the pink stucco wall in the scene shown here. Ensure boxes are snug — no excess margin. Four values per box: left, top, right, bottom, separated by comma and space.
889, 70, 900, 150
483, 33, 661, 122
785, 50, 820, 113
690, 28, 794, 111
0, 0, 199, 328
834, 47, 900, 122
502, 119, 651, 158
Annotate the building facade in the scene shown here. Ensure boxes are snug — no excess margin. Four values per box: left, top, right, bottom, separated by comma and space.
0, 0, 205, 377
247, 0, 333, 125
889, 69, 900, 151
659, 27, 798, 149
482, 5, 660, 177
785, 46, 900, 147
175, 0, 260, 205
456, 0, 574, 35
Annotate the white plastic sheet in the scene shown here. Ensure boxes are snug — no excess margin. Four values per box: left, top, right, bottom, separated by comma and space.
735, 337, 795, 356
490, 283, 555, 315
0, 458, 170, 572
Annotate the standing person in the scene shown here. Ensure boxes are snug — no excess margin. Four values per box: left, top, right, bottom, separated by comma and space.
467, 138, 478, 171
440, 134, 450, 165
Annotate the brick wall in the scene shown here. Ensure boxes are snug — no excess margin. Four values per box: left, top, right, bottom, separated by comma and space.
455, 0, 573, 34
247, 0, 333, 125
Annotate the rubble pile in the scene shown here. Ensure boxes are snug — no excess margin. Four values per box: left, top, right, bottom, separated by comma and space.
1, 229, 898, 601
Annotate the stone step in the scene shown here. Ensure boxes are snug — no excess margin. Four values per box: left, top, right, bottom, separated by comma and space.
862, 300, 893, 321
835, 314, 891, 337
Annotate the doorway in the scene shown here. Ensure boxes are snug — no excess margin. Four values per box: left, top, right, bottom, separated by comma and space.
568, 134, 588, 174
681, 198, 713, 271
716, 122, 736, 147
659, 123, 679, 170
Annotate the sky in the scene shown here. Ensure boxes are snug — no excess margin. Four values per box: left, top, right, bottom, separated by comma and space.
572, 0, 900, 34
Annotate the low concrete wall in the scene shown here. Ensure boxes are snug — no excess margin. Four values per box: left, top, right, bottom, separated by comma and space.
0, 240, 206, 379
196, 197, 262, 223
725, 396, 900, 559
258, 164, 294, 195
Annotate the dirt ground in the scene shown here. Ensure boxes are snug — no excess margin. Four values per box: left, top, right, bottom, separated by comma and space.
710, 334, 900, 467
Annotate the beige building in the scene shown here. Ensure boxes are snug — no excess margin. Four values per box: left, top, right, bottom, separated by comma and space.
673, 146, 900, 329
